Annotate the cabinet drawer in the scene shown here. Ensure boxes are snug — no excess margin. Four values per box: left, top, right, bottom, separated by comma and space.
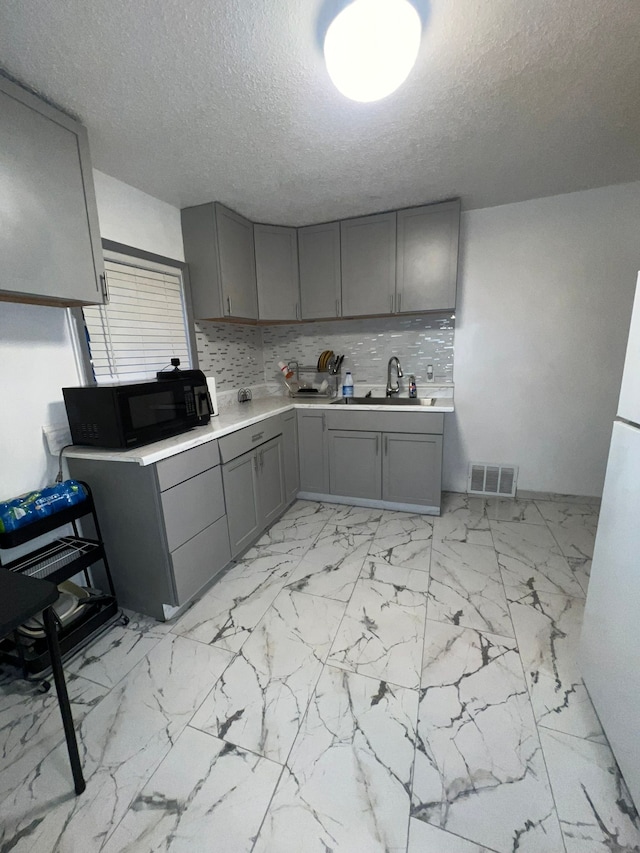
161, 466, 225, 551
156, 440, 220, 491
325, 410, 444, 435
171, 515, 231, 605
218, 416, 282, 463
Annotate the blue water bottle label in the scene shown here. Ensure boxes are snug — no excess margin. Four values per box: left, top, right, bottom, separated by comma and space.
342, 385, 354, 397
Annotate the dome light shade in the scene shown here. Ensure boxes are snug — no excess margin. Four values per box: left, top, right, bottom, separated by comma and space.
324, 0, 422, 102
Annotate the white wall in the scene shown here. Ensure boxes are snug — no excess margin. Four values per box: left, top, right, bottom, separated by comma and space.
92, 170, 185, 261
0, 173, 184, 500
444, 182, 640, 496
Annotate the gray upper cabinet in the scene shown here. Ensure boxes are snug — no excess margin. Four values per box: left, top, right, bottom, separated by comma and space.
396, 200, 460, 313
254, 224, 299, 321
298, 222, 341, 320
181, 202, 257, 320
341, 212, 396, 317
0, 76, 104, 306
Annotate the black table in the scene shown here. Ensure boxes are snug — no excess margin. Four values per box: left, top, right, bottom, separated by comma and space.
0, 568, 86, 795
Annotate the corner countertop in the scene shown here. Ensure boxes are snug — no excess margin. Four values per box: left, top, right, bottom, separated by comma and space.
63, 393, 455, 467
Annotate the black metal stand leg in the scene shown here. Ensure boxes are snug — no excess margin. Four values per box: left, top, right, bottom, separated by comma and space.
42, 607, 86, 796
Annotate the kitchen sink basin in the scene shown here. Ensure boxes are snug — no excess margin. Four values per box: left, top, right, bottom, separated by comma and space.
331, 396, 437, 406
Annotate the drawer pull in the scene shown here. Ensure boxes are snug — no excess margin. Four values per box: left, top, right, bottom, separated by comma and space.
251, 432, 264, 442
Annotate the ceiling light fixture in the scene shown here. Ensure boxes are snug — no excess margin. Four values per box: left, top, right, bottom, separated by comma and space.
324, 0, 422, 103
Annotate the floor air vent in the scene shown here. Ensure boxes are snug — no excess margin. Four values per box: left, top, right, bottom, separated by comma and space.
468, 463, 518, 497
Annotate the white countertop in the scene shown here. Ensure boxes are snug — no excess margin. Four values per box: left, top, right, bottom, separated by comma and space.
63, 393, 454, 467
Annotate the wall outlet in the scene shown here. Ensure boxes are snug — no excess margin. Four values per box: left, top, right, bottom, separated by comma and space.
43, 423, 72, 456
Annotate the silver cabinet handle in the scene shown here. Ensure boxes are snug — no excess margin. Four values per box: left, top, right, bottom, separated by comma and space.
390, 294, 394, 313
384, 435, 388, 456
336, 298, 340, 317
253, 453, 259, 472
397, 292, 402, 313
101, 272, 109, 303
322, 413, 326, 432
227, 295, 232, 315
260, 449, 264, 469
295, 302, 300, 320
375, 434, 379, 455
252, 432, 264, 442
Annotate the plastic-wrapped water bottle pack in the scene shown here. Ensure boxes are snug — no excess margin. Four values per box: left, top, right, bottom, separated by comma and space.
0, 480, 87, 534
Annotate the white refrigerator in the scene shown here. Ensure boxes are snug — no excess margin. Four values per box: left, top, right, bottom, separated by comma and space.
580, 272, 640, 809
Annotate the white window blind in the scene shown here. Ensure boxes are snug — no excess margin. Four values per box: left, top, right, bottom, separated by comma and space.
83, 260, 191, 383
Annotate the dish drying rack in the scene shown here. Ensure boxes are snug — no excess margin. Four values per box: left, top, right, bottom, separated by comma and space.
285, 358, 343, 397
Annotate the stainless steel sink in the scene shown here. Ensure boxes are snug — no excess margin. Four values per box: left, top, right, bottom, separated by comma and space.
331, 397, 436, 406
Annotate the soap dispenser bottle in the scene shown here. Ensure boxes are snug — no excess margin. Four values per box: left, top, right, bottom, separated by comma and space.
409, 375, 417, 398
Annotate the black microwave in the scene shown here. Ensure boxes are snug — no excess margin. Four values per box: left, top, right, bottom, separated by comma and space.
63, 374, 212, 449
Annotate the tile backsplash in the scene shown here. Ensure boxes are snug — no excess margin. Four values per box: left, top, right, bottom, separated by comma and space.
196, 314, 454, 391
195, 322, 264, 389
262, 315, 454, 387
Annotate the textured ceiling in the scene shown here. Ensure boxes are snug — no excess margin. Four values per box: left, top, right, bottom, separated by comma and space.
1, 0, 640, 224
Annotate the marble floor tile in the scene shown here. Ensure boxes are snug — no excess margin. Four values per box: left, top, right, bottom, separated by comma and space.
0, 672, 108, 798
408, 818, 497, 852
0, 634, 233, 853
171, 550, 300, 652
253, 665, 418, 853
284, 522, 374, 601
190, 589, 345, 764
491, 520, 585, 597
566, 556, 591, 595
66, 613, 168, 689
327, 562, 428, 688
102, 726, 282, 853
413, 621, 563, 853
507, 587, 603, 741
485, 497, 546, 524
536, 501, 599, 563
252, 504, 329, 557
433, 492, 493, 548
368, 512, 433, 571
540, 728, 640, 852
330, 503, 385, 528
428, 541, 514, 638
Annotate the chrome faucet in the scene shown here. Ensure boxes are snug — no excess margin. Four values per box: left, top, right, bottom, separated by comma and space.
386, 356, 404, 397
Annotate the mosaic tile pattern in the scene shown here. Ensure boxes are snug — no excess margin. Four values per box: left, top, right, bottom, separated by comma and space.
262, 314, 454, 388
195, 321, 264, 389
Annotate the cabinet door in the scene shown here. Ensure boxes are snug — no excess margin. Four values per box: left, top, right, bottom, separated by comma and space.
223, 450, 261, 557
382, 433, 443, 508
396, 201, 460, 313
281, 411, 300, 504
171, 516, 231, 605
328, 430, 382, 500
255, 224, 299, 321
0, 77, 103, 305
297, 410, 328, 493
341, 212, 396, 317
257, 435, 285, 528
215, 203, 257, 320
298, 222, 341, 320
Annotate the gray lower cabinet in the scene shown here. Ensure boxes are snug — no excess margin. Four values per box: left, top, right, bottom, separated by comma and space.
223, 450, 262, 556
297, 410, 329, 493
181, 202, 257, 320
280, 411, 300, 503
254, 224, 299, 321
0, 76, 104, 306
340, 212, 396, 317
298, 222, 342, 320
396, 201, 460, 313
323, 410, 444, 510
68, 441, 231, 621
221, 430, 286, 558
328, 430, 381, 499
382, 432, 443, 507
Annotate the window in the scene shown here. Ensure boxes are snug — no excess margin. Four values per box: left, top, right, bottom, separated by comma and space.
82, 257, 193, 384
